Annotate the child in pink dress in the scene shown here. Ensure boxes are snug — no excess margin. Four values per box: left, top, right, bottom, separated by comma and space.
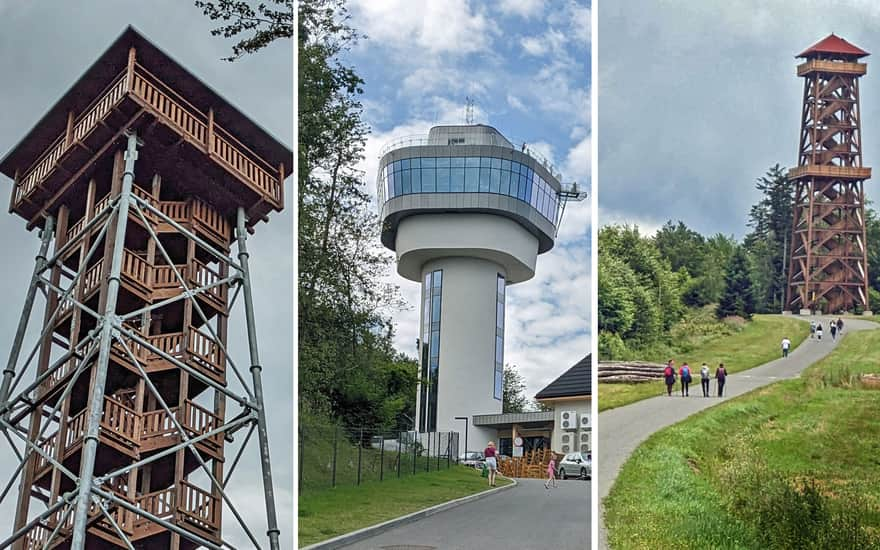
544, 453, 558, 490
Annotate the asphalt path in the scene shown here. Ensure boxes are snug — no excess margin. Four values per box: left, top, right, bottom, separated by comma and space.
343, 477, 590, 550
597, 315, 878, 549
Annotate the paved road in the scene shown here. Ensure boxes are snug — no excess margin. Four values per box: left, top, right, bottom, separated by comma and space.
597, 316, 877, 549
343, 478, 590, 550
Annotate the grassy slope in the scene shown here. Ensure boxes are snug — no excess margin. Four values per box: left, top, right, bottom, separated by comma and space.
298, 466, 512, 546
599, 314, 809, 411
604, 328, 880, 549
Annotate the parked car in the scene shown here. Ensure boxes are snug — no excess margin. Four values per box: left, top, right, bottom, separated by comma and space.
459, 451, 485, 468
558, 452, 591, 480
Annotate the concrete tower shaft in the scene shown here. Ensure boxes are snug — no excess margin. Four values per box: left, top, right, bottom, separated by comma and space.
377, 124, 565, 442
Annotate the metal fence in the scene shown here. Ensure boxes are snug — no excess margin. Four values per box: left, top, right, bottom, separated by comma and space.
299, 422, 461, 492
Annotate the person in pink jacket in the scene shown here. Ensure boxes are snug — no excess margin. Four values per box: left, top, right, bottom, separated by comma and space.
544, 453, 558, 490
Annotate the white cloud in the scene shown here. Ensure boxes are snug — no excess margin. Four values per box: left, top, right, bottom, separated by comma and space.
349, 0, 492, 55
521, 36, 548, 56
563, 134, 590, 185
507, 93, 527, 112
499, 0, 546, 18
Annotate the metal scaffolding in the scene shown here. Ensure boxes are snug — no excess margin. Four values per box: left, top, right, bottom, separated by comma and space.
0, 131, 281, 549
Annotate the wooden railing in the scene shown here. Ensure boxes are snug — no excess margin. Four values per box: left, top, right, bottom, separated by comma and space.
158, 200, 189, 223
15, 134, 67, 206
146, 332, 185, 362
64, 395, 139, 450
66, 216, 86, 243
797, 59, 866, 76
188, 329, 225, 381
212, 129, 280, 201
191, 259, 226, 304
33, 433, 58, 475
83, 259, 104, 298
192, 198, 232, 243
141, 399, 222, 449
12, 63, 282, 210
131, 67, 207, 145
153, 263, 186, 289
122, 250, 151, 290
72, 73, 128, 142
178, 480, 220, 533
134, 487, 175, 531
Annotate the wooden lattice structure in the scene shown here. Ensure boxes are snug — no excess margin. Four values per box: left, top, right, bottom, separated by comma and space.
0, 27, 290, 550
498, 448, 556, 479
786, 34, 872, 313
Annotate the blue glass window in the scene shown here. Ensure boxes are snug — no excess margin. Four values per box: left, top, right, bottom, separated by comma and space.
402, 170, 412, 194
465, 167, 479, 192
491, 157, 502, 170
490, 168, 501, 194
401, 158, 411, 170
466, 157, 480, 168
437, 157, 450, 168
479, 168, 491, 192
437, 167, 450, 192
412, 168, 422, 193
451, 167, 465, 192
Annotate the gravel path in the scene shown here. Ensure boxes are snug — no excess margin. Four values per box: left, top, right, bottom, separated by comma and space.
597, 315, 878, 549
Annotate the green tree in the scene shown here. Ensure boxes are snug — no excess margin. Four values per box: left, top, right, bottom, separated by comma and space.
502, 364, 530, 414
717, 247, 756, 319
297, 0, 408, 429
195, 0, 293, 60
654, 220, 706, 275
744, 164, 794, 312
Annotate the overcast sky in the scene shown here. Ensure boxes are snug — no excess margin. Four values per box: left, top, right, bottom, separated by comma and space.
600, 0, 880, 238
346, 0, 591, 403
0, 2, 292, 547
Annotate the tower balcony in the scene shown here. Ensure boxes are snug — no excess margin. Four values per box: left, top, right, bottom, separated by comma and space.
797, 59, 867, 76
7, 61, 285, 228
788, 165, 871, 181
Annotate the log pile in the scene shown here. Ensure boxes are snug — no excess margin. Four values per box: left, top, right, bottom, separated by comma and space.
499, 448, 555, 479
599, 361, 666, 383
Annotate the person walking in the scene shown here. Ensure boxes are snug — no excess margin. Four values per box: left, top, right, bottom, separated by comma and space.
664, 360, 676, 397
781, 336, 791, 358
810, 320, 816, 339
484, 441, 499, 487
700, 363, 710, 397
679, 362, 692, 397
837, 318, 844, 334
816, 323, 824, 341
716, 363, 727, 397
544, 452, 558, 490
830, 322, 837, 341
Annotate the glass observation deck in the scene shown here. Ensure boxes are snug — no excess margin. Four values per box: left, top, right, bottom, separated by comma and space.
376, 125, 563, 253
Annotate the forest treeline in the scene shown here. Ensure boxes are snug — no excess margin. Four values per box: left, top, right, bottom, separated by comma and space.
599, 164, 880, 359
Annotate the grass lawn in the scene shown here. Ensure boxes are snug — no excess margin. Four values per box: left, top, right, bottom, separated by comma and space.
298, 465, 512, 547
604, 328, 880, 549
599, 314, 810, 411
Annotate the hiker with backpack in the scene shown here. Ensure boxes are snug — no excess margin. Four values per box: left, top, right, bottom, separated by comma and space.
700, 363, 711, 397
716, 363, 727, 397
837, 318, 844, 334
810, 320, 816, 339
830, 322, 838, 341
679, 362, 692, 397
664, 360, 676, 397
816, 323, 824, 340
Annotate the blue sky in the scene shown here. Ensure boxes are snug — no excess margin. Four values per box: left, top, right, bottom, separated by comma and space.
346, 0, 591, 400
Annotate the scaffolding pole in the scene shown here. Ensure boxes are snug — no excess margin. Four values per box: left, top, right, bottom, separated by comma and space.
69, 131, 140, 550
236, 207, 281, 550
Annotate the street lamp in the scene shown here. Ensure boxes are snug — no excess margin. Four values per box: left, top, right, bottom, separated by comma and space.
454, 416, 469, 464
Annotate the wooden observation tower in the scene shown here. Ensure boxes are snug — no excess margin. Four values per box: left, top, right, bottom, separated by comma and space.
786, 34, 872, 314
0, 27, 289, 549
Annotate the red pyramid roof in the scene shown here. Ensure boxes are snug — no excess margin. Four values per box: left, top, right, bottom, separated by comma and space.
797, 34, 869, 58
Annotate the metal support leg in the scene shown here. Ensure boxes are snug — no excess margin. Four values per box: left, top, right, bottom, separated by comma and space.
0, 216, 54, 409
70, 132, 139, 550
235, 207, 281, 550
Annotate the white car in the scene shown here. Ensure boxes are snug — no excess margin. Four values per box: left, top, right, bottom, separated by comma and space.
558, 452, 591, 480
459, 451, 485, 468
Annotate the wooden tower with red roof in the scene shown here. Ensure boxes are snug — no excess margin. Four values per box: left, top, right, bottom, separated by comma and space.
0, 27, 289, 549
786, 34, 872, 314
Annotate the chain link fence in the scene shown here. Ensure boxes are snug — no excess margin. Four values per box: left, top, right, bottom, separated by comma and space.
299, 421, 461, 492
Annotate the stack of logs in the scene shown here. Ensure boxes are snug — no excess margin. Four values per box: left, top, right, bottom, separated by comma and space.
498, 448, 555, 479
598, 361, 666, 383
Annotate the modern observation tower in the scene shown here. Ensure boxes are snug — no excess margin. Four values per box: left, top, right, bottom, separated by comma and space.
377, 124, 585, 445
